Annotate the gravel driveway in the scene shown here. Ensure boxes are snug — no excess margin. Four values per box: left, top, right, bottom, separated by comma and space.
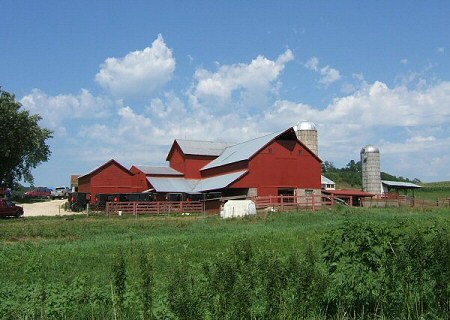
17, 199, 78, 217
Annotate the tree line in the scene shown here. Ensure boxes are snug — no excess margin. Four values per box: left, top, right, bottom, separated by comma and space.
322, 160, 421, 188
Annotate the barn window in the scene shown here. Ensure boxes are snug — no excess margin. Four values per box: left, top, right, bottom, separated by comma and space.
299, 150, 304, 156
269, 148, 273, 154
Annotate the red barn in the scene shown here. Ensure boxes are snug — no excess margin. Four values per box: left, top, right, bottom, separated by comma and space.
165, 140, 229, 179
136, 127, 322, 198
78, 127, 322, 201
199, 128, 321, 197
78, 159, 147, 196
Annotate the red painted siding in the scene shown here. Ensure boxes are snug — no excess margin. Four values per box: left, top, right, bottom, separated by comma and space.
232, 139, 321, 196
168, 144, 218, 179
78, 161, 148, 196
201, 138, 321, 197
183, 155, 217, 179
169, 145, 185, 174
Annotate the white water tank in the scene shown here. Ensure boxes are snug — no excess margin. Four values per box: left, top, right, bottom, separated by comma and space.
360, 145, 381, 195
296, 120, 318, 156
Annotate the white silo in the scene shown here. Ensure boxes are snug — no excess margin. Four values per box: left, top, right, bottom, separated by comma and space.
360, 145, 381, 195
296, 120, 318, 156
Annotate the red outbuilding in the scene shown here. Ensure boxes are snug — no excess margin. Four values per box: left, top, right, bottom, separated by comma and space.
78, 159, 148, 197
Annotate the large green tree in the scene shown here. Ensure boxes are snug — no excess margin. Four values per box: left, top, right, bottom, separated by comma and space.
0, 88, 53, 185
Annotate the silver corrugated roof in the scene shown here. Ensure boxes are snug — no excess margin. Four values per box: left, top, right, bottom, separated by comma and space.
201, 130, 284, 170
193, 170, 247, 192
147, 170, 247, 193
321, 175, 335, 184
147, 177, 199, 193
381, 180, 422, 188
135, 166, 182, 176
176, 140, 229, 156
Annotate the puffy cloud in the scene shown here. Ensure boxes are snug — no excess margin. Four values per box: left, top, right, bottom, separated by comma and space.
267, 80, 450, 180
191, 49, 294, 112
305, 56, 341, 86
95, 34, 175, 98
20, 89, 113, 136
318, 66, 341, 86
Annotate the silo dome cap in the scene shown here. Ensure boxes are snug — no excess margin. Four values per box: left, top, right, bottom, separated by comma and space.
361, 145, 380, 154
297, 120, 317, 131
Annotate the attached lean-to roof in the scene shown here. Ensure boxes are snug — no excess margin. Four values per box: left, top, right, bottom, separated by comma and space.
202, 129, 292, 170
193, 170, 247, 192
134, 165, 183, 176
147, 177, 199, 193
322, 189, 375, 197
321, 175, 335, 184
147, 170, 248, 193
382, 180, 422, 189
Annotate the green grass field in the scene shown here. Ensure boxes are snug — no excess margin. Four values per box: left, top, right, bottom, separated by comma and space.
1, 207, 449, 319
416, 181, 450, 200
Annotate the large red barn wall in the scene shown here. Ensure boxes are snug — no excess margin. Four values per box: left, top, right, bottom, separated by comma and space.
169, 145, 218, 179
168, 145, 185, 174
78, 163, 148, 196
203, 139, 321, 197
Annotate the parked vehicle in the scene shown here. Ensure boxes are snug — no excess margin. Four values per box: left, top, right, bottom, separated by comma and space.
93, 193, 155, 210
67, 192, 91, 212
51, 186, 70, 199
23, 187, 52, 199
0, 198, 23, 218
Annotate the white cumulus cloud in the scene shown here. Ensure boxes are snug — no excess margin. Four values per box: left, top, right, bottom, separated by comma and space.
95, 34, 175, 98
305, 56, 341, 86
20, 89, 113, 136
191, 49, 294, 112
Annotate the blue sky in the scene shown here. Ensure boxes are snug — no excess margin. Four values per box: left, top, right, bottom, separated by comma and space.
2, 1, 449, 186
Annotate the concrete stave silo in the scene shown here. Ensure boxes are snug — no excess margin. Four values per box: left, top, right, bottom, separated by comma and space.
360, 145, 381, 195
296, 120, 319, 156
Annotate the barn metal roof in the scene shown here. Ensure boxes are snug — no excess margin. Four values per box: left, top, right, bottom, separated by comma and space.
147, 170, 248, 193
147, 177, 199, 193
321, 175, 335, 184
176, 140, 229, 156
193, 170, 247, 192
381, 180, 422, 189
322, 189, 375, 197
134, 165, 183, 176
201, 130, 286, 170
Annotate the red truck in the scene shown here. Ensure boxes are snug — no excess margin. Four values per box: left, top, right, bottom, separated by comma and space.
0, 198, 24, 218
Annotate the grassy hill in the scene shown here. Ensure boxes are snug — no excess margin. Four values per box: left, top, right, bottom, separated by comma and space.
415, 181, 450, 200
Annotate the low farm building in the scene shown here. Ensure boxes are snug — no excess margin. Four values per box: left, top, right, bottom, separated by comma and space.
78, 127, 322, 202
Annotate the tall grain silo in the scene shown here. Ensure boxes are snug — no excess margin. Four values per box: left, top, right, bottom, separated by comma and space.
360, 145, 381, 195
296, 120, 318, 156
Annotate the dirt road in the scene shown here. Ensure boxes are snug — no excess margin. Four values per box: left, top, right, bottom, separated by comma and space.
17, 199, 79, 217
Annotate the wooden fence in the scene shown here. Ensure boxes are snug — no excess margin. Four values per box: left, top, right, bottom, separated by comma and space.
106, 201, 205, 216
103, 194, 449, 216
367, 194, 450, 208
252, 195, 323, 211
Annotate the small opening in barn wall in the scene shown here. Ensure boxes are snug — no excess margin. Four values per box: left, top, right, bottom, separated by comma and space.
278, 188, 295, 203
299, 150, 304, 156
269, 148, 273, 154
